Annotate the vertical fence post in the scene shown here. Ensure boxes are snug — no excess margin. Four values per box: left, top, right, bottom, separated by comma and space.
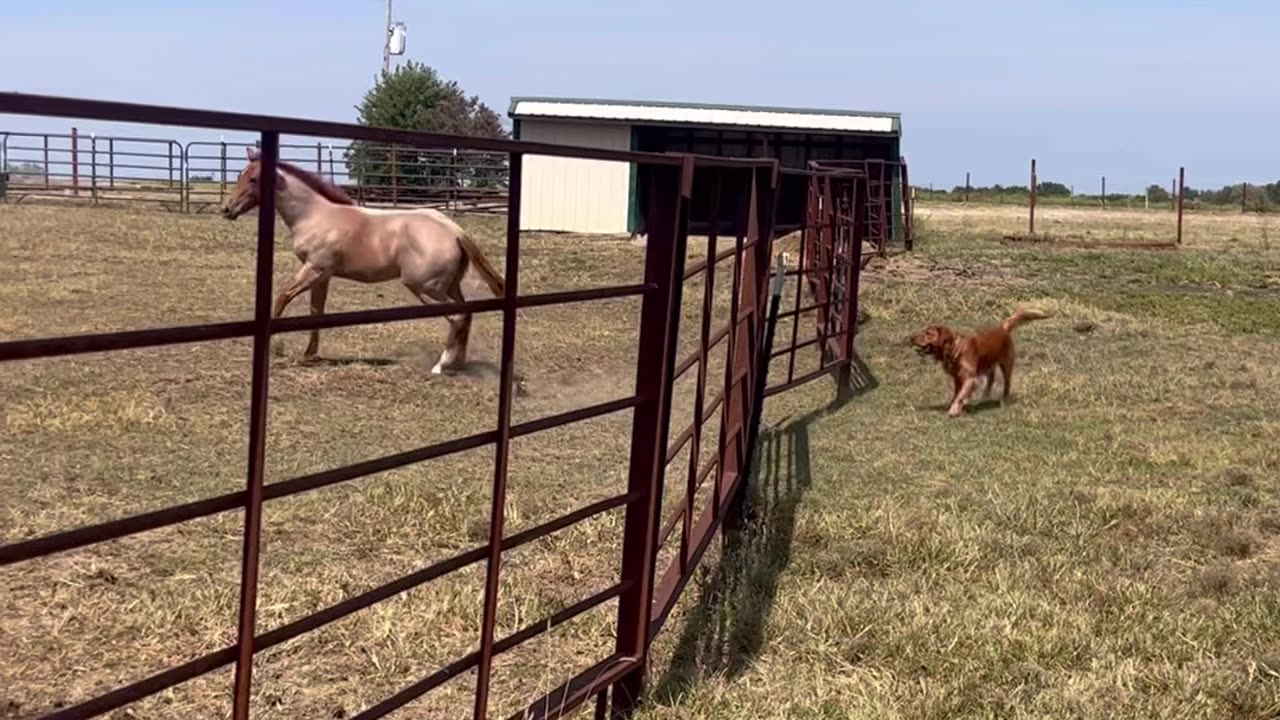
108, 138, 115, 189
610, 157, 691, 716
220, 140, 228, 205
877, 161, 889, 256
1242, 182, 1248, 213
43, 134, 49, 188
1177, 166, 1185, 245
90, 134, 98, 205
723, 164, 775, 535
71, 127, 80, 196
715, 173, 751, 523
230, 131, 278, 720
1029, 158, 1037, 236
472, 152, 522, 719
900, 157, 913, 251
847, 174, 867, 355
683, 168, 722, 571
390, 145, 399, 206
964, 171, 970, 204
1101, 176, 1106, 209
739, 253, 786, 512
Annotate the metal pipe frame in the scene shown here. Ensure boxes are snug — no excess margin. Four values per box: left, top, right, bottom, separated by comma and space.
0, 91, 887, 720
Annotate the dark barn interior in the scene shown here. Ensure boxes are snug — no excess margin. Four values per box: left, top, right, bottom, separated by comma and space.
632, 125, 901, 234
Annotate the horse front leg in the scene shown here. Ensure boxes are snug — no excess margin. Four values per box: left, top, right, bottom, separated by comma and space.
303, 277, 330, 359
274, 262, 329, 359
274, 262, 328, 319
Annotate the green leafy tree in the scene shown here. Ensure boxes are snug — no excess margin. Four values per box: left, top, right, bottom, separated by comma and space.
346, 61, 508, 201
1146, 184, 1170, 203
1036, 181, 1071, 197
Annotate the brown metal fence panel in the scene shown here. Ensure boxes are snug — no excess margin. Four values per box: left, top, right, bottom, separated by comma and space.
0, 130, 184, 210
764, 165, 868, 399
2, 131, 510, 214
0, 91, 903, 720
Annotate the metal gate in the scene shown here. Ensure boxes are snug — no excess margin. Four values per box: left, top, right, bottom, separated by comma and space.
0, 92, 893, 720
765, 165, 868, 398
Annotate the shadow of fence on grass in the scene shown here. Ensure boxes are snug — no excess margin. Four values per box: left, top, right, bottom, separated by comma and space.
651, 355, 878, 704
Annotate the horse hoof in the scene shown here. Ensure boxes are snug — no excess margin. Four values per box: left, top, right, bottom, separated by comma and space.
431, 364, 444, 375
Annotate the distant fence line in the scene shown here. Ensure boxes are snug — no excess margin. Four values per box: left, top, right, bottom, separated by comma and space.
0, 128, 510, 213
913, 163, 1280, 213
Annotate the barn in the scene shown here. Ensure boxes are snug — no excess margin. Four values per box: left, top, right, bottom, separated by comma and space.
509, 96, 904, 236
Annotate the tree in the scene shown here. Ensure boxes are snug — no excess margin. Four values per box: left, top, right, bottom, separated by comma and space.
1146, 184, 1170, 203
1264, 181, 1280, 206
4, 161, 43, 178
1036, 181, 1071, 197
345, 61, 509, 201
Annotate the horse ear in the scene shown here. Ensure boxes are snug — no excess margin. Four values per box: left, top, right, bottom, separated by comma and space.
246, 146, 260, 161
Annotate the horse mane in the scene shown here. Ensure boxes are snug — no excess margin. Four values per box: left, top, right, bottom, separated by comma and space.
277, 161, 356, 205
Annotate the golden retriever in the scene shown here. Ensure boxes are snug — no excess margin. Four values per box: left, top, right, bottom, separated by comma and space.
909, 308, 1049, 417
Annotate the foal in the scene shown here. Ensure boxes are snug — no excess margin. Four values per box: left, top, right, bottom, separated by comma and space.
221, 148, 505, 374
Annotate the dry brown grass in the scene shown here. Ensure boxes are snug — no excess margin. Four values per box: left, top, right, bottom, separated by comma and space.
917, 202, 1280, 251
637, 205, 1280, 719
0, 203, 750, 720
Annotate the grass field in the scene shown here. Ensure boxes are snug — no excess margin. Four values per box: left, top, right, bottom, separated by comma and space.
640, 204, 1280, 719
3, 200, 1280, 719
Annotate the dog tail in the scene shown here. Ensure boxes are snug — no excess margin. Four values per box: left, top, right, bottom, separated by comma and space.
1002, 308, 1050, 333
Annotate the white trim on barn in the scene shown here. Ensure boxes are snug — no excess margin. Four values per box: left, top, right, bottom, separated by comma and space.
510, 99, 897, 135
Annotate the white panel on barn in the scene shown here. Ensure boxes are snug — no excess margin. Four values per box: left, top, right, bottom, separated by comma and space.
518, 121, 632, 235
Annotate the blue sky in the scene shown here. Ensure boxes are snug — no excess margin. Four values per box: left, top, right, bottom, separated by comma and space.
2, 0, 1277, 191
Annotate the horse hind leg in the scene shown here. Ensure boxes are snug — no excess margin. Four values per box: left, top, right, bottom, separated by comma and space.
407, 282, 470, 375
435, 282, 473, 374
435, 312, 472, 374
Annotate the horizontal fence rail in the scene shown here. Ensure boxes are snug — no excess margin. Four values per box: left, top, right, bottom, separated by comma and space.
0, 128, 510, 212
2, 127, 911, 245
0, 91, 891, 720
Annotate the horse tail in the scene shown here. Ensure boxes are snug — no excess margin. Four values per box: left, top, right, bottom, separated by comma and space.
457, 233, 506, 298
1001, 308, 1050, 333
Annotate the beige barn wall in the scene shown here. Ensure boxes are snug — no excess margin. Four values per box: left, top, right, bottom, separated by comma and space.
517, 120, 632, 234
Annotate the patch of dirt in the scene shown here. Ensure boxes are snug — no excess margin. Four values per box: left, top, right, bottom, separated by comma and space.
865, 252, 1026, 288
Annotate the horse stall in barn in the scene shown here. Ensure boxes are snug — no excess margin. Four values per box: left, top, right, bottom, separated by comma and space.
509, 97, 906, 242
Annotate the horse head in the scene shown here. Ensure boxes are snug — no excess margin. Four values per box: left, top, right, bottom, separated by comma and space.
221, 146, 280, 220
